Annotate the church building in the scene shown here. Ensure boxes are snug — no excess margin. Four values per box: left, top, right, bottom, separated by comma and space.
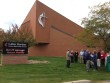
21, 0, 87, 56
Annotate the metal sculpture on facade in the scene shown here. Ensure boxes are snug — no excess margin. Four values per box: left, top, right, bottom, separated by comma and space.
38, 12, 47, 27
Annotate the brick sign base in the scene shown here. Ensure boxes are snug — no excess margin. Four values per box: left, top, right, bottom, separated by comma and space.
2, 55, 28, 65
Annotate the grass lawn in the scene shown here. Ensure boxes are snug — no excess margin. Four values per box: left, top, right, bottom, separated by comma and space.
0, 56, 110, 83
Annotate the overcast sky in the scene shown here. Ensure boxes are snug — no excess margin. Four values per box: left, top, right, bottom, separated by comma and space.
0, 0, 109, 31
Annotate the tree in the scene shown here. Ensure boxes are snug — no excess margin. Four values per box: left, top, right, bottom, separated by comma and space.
15, 24, 36, 47
3, 24, 18, 41
0, 24, 36, 49
0, 28, 5, 50
81, 1, 110, 50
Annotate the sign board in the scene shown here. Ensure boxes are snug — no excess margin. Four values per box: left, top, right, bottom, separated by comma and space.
2, 42, 28, 54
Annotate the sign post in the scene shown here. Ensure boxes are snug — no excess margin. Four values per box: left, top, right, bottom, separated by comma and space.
0, 53, 3, 66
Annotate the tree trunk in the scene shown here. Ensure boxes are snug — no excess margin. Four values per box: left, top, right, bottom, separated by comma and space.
103, 39, 108, 51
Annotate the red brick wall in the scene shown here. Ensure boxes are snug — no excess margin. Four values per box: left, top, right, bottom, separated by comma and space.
2, 55, 28, 65
22, 2, 37, 39
22, 1, 87, 57
35, 1, 83, 43
28, 27, 86, 56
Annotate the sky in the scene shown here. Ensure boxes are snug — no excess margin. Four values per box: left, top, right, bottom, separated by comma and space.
0, 0, 110, 31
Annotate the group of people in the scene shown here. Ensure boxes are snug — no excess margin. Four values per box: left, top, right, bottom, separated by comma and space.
66, 49, 110, 72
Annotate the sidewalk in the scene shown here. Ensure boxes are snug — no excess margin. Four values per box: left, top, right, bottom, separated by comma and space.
62, 80, 110, 83
62, 80, 91, 83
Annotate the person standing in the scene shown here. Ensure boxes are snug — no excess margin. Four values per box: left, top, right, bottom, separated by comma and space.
74, 50, 79, 63
91, 50, 97, 71
83, 50, 88, 64
105, 51, 110, 71
66, 49, 71, 68
86, 51, 93, 71
101, 50, 106, 66
97, 50, 101, 68
79, 49, 84, 63
70, 50, 74, 63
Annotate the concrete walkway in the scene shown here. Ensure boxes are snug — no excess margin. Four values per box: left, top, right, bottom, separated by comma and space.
100, 81, 110, 83
62, 80, 91, 83
62, 80, 110, 83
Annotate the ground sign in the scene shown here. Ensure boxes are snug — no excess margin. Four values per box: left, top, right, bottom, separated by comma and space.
2, 42, 28, 54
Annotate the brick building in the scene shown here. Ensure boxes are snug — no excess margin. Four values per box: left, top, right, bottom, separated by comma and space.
21, 0, 87, 57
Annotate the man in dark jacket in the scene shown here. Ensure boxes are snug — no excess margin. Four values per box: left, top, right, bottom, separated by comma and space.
74, 50, 79, 63
97, 50, 101, 68
85, 50, 94, 71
